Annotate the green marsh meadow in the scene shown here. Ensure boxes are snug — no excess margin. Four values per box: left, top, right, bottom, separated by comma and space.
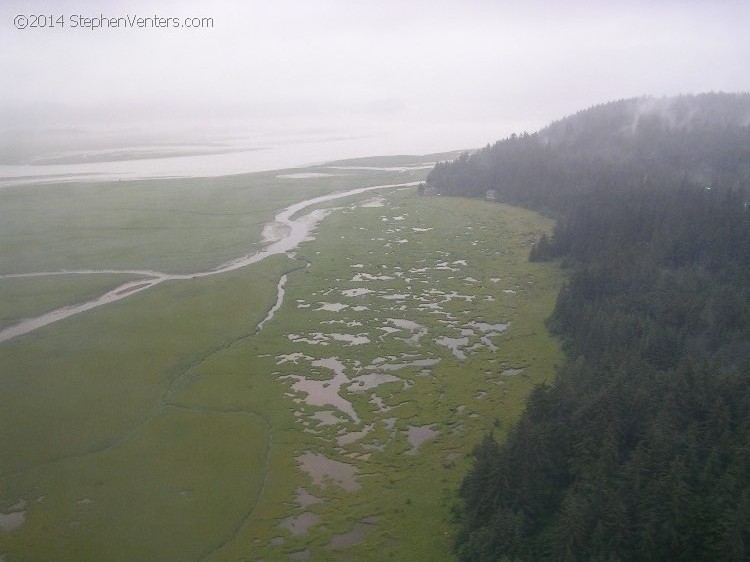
0, 156, 563, 561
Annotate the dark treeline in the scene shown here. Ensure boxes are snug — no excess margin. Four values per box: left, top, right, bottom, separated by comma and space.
428, 93, 750, 561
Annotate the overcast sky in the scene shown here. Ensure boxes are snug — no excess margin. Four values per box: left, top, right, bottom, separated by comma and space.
1, 0, 749, 155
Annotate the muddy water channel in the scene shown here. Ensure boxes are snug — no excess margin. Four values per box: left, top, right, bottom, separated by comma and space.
0, 181, 418, 344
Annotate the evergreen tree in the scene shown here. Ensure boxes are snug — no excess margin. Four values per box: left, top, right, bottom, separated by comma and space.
446, 93, 750, 561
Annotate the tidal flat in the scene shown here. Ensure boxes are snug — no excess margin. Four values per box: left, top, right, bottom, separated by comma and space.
0, 156, 564, 561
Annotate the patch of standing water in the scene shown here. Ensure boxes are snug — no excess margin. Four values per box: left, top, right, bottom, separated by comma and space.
330, 333, 370, 345
282, 357, 359, 422
315, 302, 349, 312
405, 425, 439, 455
347, 373, 402, 392
276, 352, 313, 365
367, 357, 440, 372
379, 326, 402, 337
341, 288, 373, 297
311, 410, 346, 426
287, 333, 328, 345
381, 293, 410, 301
325, 517, 379, 549
297, 451, 360, 491
295, 487, 324, 508
321, 319, 363, 328
0, 499, 25, 531
336, 423, 374, 446
385, 318, 427, 345
287, 332, 370, 346
369, 394, 391, 412
435, 336, 469, 360
0, 511, 25, 531
280, 512, 320, 536
480, 336, 499, 351
351, 273, 395, 281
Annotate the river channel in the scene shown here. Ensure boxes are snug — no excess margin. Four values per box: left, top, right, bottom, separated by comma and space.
0, 181, 419, 344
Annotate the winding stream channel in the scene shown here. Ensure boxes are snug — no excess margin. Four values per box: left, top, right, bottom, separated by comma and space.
0, 181, 419, 344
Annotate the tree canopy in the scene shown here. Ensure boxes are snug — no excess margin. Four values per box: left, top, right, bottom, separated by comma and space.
433, 93, 750, 561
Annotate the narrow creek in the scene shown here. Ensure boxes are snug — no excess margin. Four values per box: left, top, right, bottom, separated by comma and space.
256, 274, 287, 332
0, 181, 419, 344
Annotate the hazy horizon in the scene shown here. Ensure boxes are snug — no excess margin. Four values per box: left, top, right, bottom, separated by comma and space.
2, 0, 749, 167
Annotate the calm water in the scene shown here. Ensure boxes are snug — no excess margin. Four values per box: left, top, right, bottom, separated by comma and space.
0, 128, 467, 187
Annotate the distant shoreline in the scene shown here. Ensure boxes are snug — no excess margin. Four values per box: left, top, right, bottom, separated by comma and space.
0, 136, 468, 188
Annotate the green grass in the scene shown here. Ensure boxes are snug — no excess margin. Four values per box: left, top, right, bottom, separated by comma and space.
0, 162, 429, 336
5, 408, 268, 561
200, 189, 566, 560
0, 158, 564, 561
0, 166, 425, 276
0, 254, 298, 561
0, 255, 294, 471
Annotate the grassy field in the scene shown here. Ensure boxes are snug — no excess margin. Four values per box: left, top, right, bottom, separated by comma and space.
0, 157, 564, 561
0, 166, 425, 276
0, 161, 429, 338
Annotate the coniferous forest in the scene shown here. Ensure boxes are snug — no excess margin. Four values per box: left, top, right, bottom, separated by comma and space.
427, 93, 750, 561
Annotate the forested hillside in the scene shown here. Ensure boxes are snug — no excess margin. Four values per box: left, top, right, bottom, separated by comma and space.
428, 93, 750, 561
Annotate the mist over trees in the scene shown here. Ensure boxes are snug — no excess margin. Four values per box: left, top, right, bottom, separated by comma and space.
428, 93, 750, 561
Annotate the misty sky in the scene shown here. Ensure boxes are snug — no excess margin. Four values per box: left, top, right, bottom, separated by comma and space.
1, 0, 749, 156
